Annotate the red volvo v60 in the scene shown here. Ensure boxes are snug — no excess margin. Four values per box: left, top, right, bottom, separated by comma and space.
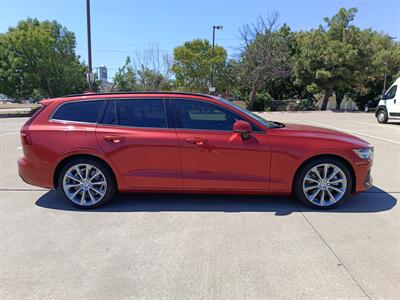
18, 92, 373, 209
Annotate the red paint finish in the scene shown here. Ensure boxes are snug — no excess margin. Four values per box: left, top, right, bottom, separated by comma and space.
176, 130, 270, 190
96, 125, 181, 188
18, 93, 373, 196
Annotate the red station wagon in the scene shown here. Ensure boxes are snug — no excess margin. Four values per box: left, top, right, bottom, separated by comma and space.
18, 92, 373, 209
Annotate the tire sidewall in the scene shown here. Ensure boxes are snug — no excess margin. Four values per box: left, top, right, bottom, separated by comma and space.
294, 158, 352, 209
377, 110, 388, 123
58, 158, 116, 209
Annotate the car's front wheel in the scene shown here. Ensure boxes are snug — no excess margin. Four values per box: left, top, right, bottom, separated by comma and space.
293, 158, 352, 209
376, 110, 388, 123
58, 158, 116, 209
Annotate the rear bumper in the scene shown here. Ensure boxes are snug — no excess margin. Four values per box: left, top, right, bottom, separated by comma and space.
18, 158, 53, 189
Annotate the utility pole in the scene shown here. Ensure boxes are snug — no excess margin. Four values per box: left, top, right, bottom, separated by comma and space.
210, 25, 223, 93
381, 35, 396, 99
86, 0, 93, 91
382, 59, 388, 99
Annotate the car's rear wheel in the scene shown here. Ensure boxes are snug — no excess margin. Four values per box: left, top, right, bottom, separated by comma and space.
58, 158, 116, 209
294, 158, 352, 209
376, 110, 388, 123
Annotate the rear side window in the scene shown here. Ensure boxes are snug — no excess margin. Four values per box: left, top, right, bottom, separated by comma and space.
101, 99, 167, 128
102, 100, 117, 125
52, 100, 103, 123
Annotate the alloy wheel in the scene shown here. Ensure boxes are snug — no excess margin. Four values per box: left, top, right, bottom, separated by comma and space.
302, 163, 347, 207
63, 164, 107, 206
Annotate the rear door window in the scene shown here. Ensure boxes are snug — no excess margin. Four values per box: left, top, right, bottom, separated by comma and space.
109, 99, 167, 128
52, 100, 103, 123
101, 100, 117, 125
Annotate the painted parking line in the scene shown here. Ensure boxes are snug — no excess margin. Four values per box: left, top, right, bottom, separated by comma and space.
289, 118, 400, 145
349, 120, 400, 130
0, 131, 19, 137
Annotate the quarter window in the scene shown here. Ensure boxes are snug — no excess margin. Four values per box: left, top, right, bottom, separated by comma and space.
52, 100, 103, 123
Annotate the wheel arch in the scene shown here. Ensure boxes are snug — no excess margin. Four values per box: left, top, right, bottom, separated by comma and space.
375, 105, 388, 117
53, 153, 118, 190
291, 154, 356, 193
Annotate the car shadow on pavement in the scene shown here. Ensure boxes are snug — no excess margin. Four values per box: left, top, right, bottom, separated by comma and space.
35, 186, 396, 215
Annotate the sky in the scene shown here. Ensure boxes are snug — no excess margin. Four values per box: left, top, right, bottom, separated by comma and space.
1, 0, 399, 80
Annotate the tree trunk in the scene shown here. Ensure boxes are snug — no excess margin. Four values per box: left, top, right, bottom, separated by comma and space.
43, 79, 54, 98
320, 89, 331, 111
335, 93, 344, 110
248, 81, 259, 111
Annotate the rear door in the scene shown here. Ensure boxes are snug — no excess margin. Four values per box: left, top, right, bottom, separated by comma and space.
96, 98, 181, 189
172, 98, 270, 191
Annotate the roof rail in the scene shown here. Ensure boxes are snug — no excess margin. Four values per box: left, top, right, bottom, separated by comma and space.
60, 91, 216, 99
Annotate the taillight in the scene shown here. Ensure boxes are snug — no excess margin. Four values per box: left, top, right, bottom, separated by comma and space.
20, 104, 47, 145
20, 125, 32, 145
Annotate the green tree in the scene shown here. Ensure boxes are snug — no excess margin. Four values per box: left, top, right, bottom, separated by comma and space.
136, 67, 172, 91
112, 56, 172, 91
291, 8, 400, 110
172, 39, 227, 93
349, 32, 400, 108
255, 24, 304, 101
237, 14, 291, 110
0, 18, 87, 100
294, 8, 368, 110
112, 57, 137, 91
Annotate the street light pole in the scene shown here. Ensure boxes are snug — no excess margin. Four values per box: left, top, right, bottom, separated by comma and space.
210, 25, 223, 92
86, 0, 93, 92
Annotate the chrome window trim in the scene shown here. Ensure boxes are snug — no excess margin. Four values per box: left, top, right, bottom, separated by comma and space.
48, 96, 267, 134
100, 97, 169, 129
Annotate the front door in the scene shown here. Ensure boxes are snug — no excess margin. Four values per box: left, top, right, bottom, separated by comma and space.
96, 99, 181, 189
384, 84, 400, 116
173, 99, 270, 191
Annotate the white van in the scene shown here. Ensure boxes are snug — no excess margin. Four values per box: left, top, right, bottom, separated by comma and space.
376, 77, 400, 123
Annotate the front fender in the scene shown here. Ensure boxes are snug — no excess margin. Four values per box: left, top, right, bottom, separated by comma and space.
375, 105, 387, 117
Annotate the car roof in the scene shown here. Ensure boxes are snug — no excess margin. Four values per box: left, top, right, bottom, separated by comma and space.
39, 91, 219, 105
61, 91, 216, 100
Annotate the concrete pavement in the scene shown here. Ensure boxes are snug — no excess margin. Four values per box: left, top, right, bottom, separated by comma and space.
1, 112, 399, 299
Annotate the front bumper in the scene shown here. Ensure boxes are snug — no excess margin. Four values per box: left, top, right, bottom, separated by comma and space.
354, 160, 373, 193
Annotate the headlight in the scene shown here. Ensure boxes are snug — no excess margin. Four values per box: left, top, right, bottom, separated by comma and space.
353, 147, 374, 160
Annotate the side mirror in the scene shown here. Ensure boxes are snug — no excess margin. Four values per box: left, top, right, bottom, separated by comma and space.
233, 120, 252, 140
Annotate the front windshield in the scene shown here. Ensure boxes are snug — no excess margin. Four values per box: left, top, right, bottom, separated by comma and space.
212, 96, 283, 129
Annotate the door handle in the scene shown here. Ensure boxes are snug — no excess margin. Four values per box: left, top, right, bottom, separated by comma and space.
104, 135, 125, 143
185, 137, 208, 145
394, 99, 396, 104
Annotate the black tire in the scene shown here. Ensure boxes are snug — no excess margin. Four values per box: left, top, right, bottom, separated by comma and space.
293, 157, 352, 209
376, 109, 388, 123
364, 106, 369, 112
58, 158, 116, 209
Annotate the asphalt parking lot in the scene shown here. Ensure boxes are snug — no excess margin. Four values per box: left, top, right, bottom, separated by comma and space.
1, 111, 399, 299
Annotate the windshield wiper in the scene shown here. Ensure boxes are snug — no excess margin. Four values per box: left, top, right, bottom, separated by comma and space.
271, 121, 285, 128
